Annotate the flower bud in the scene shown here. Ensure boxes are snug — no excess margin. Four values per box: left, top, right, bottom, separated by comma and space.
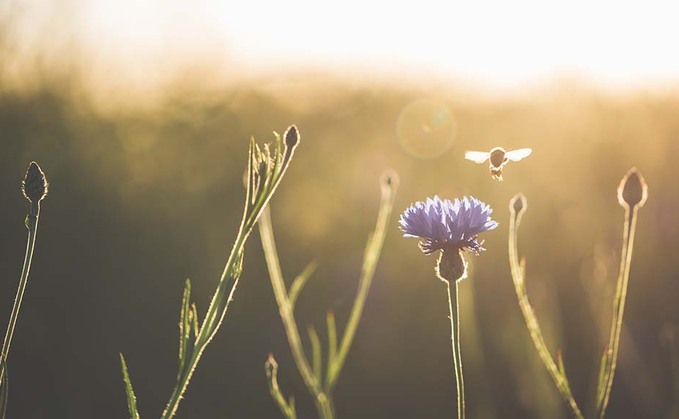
22, 162, 48, 203
436, 247, 468, 283
380, 169, 399, 192
509, 193, 527, 224
284, 125, 300, 149
617, 167, 647, 209
264, 353, 278, 380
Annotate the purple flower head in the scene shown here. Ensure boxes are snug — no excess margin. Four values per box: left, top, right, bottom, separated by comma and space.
399, 196, 498, 255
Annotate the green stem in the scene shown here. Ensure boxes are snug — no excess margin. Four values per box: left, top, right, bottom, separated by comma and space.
326, 177, 396, 391
596, 206, 638, 418
159, 132, 298, 418
259, 207, 334, 419
1, 202, 41, 370
265, 355, 297, 419
445, 280, 465, 419
508, 205, 584, 419
161, 232, 245, 419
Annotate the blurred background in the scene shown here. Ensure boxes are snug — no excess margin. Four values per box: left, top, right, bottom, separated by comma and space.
1, 0, 679, 417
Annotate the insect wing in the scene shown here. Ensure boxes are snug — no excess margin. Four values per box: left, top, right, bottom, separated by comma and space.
505, 148, 532, 162
464, 151, 490, 164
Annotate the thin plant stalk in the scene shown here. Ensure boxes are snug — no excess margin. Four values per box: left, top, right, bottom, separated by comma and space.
445, 280, 465, 419
0, 162, 48, 419
265, 354, 297, 419
596, 168, 647, 418
159, 129, 300, 419
259, 171, 398, 419
594, 206, 635, 418
259, 206, 335, 419
326, 172, 398, 392
1, 162, 48, 389
508, 194, 584, 419
1, 202, 40, 365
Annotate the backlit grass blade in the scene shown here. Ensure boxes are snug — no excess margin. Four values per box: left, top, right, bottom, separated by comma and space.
119, 354, 140, 419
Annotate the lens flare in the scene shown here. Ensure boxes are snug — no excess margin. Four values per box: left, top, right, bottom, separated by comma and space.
396, 99, 456, 159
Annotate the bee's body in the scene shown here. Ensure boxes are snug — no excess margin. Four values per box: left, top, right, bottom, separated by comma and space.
465, 147, 532, 181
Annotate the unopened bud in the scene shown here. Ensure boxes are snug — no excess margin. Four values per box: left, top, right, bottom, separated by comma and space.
509, 193, 527, 223
284, 125, 300, 149
617, 167, 648, 209
380, 169, 399, 191
22, 162, 48, 203
264, 353, 278, 380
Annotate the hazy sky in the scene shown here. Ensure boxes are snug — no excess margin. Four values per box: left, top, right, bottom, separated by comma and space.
8, 0, 679, 90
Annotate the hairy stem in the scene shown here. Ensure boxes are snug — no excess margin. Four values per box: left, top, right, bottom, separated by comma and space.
259, 207, 334, 419
1, 202, 41, 372
508, 203, 584, 419
596, 206, 639, 418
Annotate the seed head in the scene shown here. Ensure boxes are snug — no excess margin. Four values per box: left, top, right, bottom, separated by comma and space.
617, 167, 648, 209
22, 162, 48, 203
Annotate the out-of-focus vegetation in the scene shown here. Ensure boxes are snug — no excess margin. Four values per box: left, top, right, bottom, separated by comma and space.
2, 3, 679, 418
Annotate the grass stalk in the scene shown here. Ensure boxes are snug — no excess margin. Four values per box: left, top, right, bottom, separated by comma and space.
508, 194, 584, 419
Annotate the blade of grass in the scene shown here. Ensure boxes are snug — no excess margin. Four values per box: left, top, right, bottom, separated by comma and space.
119, 354, 140, 419
178, 279, 192, 377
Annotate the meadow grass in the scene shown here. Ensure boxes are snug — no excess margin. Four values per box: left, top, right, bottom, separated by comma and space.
0, 81, 663, 419
259, 170, 398, 419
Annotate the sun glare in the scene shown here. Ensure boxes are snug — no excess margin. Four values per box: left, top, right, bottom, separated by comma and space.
23, 0, 679, 90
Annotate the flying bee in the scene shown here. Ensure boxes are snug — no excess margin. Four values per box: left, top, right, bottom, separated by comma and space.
464, 147, 532, 181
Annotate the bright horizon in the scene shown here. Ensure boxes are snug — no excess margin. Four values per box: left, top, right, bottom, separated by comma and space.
6, 0, 679, 91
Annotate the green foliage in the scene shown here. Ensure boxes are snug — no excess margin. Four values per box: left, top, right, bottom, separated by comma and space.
265, 354, 296, 419
119, 354, 140, 419
508, 193, 584, 419
509, 169, 648, 419
259, 170, 398, 418
119, 126, 300, 419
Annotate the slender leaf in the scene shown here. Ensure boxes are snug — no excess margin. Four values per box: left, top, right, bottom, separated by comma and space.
119, 354, 140, 419
325, 311, 337, 386
556, 350, 566, 378
596, 346, 611, 408
288, 261, 318, 309
190, 303, 199, 340
264, 354, 297, 419
307, 327, 322, 382
178, 279, 192, 374
328, 171, 398, 392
